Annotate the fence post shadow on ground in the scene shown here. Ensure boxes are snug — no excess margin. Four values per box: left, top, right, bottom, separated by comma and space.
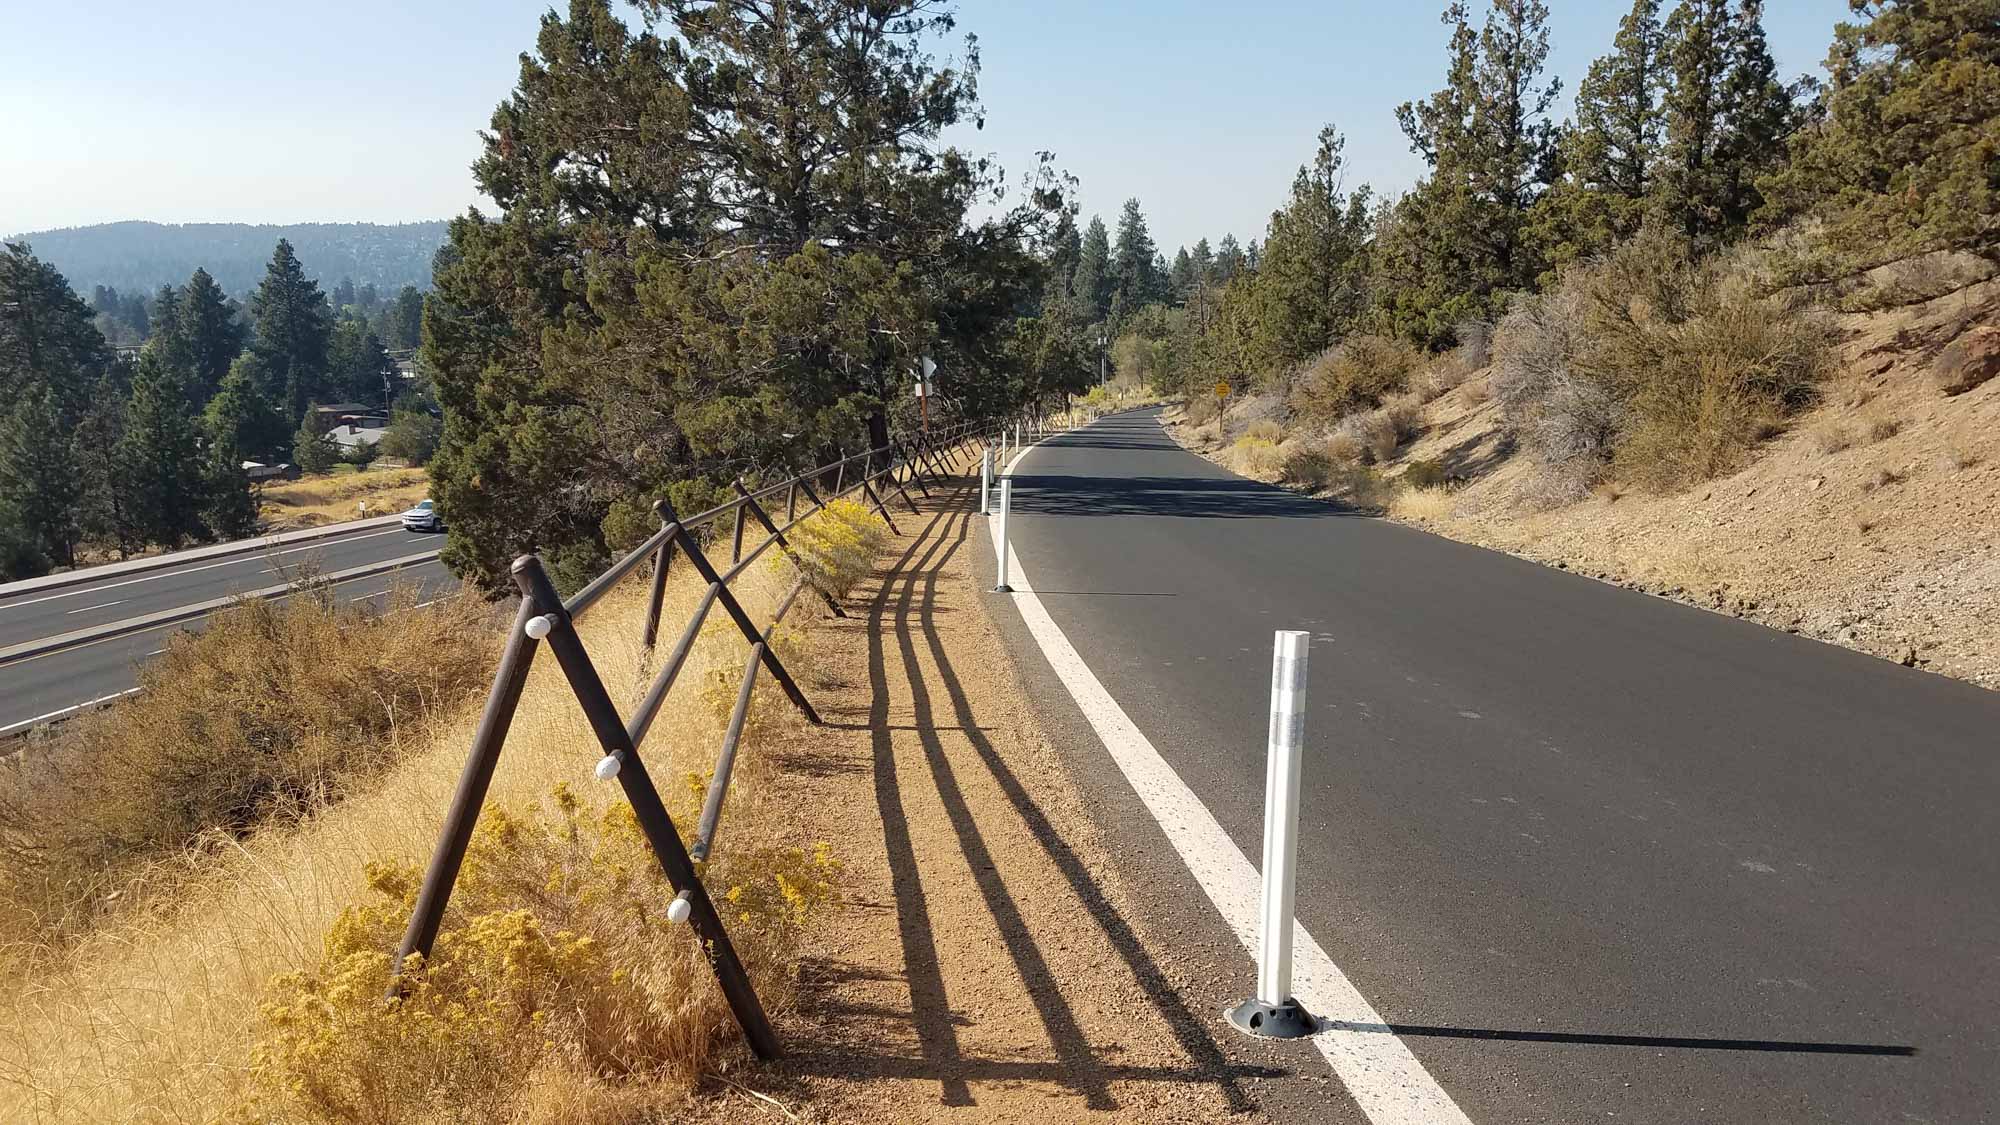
785, 420, 1276, 1114
386, 424, 986, 1060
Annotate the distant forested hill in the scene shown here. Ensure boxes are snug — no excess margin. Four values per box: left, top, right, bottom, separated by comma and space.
3, 220, 450, 296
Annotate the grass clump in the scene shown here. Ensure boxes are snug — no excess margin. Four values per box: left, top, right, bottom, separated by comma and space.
1230, 435, 1285, 478
248, 787, 837, 1120
0, 584, 495, 946
1389, 485, 1457, 522
1494, 225, 1835, 501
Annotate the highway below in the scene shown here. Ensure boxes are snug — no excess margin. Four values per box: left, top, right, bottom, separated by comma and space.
0, 522, 456, 734
990, 408, 1998, 1123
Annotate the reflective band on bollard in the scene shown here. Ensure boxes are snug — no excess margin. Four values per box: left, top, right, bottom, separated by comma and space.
1227, 629, 1316, 1039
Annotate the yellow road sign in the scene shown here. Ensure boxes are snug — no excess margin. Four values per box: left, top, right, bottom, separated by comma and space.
1214, 381, 1230, 398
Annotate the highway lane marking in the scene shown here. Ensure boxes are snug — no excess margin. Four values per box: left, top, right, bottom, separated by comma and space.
0, 687, 147, 740
997, 421, 1473, 1125
0, 528, 418, 612
66, 600, 124, 614
0, 560, 453, 668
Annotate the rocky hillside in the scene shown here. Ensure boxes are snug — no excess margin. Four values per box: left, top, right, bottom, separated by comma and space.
1172, 261, 2000, 688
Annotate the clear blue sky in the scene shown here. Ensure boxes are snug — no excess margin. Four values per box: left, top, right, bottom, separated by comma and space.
3, 1, 1849, 254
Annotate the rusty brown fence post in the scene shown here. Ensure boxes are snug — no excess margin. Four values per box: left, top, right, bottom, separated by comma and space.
390, 599, 542, 990
641, 531, 675, 649
509, 555, 781, 1059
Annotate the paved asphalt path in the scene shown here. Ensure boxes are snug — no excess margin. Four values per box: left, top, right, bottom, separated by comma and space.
995, 407, 1998, 1124
0, 524, 455, 732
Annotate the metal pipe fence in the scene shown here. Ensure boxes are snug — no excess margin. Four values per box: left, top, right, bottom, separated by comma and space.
389, 418, 990, 1059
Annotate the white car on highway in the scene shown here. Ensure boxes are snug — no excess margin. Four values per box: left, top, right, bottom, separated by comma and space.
401, 499, 444, 533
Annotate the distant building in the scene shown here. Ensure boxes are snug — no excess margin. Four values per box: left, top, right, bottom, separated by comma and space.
242, 461, 302, 482
324, 417, 388, 451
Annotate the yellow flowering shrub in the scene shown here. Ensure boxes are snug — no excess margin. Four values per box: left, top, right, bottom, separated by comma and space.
781, 497, 888, 601
249, 786, 837, 1121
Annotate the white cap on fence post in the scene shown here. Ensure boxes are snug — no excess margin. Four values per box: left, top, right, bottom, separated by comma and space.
1228, 629, 1316, 1039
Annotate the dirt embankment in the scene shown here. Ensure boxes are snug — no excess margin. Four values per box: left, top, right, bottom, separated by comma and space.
1171, 272, 2000, 689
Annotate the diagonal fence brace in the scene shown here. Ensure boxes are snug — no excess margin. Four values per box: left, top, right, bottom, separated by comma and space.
512, 555, 781, 1059
734, 479, 847, 619
656, 499, 822, 726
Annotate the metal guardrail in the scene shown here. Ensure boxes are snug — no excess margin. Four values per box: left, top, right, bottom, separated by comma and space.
390, 420, 988, 1059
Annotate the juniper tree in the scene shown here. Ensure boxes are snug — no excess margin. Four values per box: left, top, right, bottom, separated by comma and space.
427, 0, 1061, 589
1760, 0, 1996, 264
152, 267, 245, 402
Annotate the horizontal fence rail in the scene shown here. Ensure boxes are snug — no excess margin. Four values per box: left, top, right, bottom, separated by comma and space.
391, 416, 999, 1060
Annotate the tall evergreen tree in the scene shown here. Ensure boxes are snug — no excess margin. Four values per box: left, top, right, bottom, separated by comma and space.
1760, 0, 1999, 262
1656, 0, 1734, 240
153, 267, 245, 402
0, 389, 82, 570
1072, 215, 1114, 321
1109, 198, 1164, 319
203, 356, 290, 462
380, 285, 425, 350
1571, 0, 1666, 200
1255, 124, 1374, 389
427, 0, 1060, 589
1471, 0, 1562, 285
1713, 0, 1796, 230
1214, 234, 1247, 281
73, 383, 139, 559
328, 318, 397, 407
248, 239, 333, 422
0, 242, 111, 420
117, 352, 210, 547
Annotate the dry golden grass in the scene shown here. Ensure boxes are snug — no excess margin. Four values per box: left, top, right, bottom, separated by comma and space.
1389, 485, 1458, 523
0, 501, 872, 1123
260, 468, 432, 528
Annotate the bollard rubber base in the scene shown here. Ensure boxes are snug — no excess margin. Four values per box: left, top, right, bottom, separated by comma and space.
1225, 997, 1315, 1040
992, 584, 1014, 593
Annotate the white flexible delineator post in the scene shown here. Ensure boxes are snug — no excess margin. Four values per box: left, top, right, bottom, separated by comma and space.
993, 478, 1013, 593
981, 447, 993, 515
1229, 628, 1316, 1039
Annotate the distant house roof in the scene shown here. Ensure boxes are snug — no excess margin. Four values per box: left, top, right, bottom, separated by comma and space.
324, 424, 387, 450
311, 402, 374, 416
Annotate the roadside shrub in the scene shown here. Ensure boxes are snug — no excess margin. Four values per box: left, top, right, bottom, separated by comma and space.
1282, 444, 1336, 489
248, 788, 838, 1119
1815, 424, 1856, 455
1325, 429, 1365, 464
1493, 226, 1834, 498
1230, 435, 1285, 478
785, 497, 888, 600
1324, 466, 1397, 511
1290, 335, 1425, 424
1185, 393, 1220, 426
1244, 418, 1283, 443
1380, 392, 1424, 440
1334, 410, 1399, 464
0, 586, 497, 944
1403, 458, 1448, 488
1866, 416, 1904, 443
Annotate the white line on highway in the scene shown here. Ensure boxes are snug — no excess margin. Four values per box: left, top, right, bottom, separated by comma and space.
0, 528, 417, 612
0, 687, 145, 738
66, 600, 124, 614
996, 423, 1472, 1125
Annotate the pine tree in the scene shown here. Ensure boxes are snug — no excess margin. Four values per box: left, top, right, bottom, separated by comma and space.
153, 267, 245, 402
249, 239, 333, 422
1214, 234, 1247, 281
1760, 0, 1999, 262
1571, 0, 1665, 200
328, 318, 396, 407
116, 351, 209, 547
332, 277, 357, 311
0, 242, 111, 421
293, 404, 340, 474
203, 356, 289, 462
201, 445, 260, 540
0, 389, 82, 570
1110, 198, 1164, 318
1072, 215, 1114, 321
1255, 124, 1375, 388
1714, 0, 1797, 230
74, 382, 139, 559
381, 285, 425, 350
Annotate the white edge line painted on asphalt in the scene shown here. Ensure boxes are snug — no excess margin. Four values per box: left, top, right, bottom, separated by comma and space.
66, 600, 124, 614
0, 688, 147, 739
0, 527, 416, 611
0, 514, 409, 600
996, 418, 1473, 1125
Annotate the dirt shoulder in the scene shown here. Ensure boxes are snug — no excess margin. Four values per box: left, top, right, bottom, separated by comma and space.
1166, 277, 2000, 690
724, 466, 1265, 1122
